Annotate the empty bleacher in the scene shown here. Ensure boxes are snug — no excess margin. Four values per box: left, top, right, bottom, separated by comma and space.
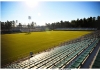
3, 31, 100, 69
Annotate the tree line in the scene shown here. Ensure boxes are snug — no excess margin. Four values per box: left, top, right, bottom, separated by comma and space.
1, 20, 37, 34
1, 16, 100, 33
1, 20, 36, 31
45, 16, 100, 30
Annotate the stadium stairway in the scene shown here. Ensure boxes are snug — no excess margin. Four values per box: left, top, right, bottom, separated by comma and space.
92, 50, 100, 68
68, 38, 99, 68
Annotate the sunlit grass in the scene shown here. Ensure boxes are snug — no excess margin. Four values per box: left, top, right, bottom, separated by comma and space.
1, 31, 92, 65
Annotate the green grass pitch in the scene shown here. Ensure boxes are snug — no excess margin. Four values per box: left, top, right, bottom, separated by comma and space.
1, 31, 92, 66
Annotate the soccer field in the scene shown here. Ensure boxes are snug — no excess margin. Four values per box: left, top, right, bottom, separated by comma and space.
1, 31, 92, 66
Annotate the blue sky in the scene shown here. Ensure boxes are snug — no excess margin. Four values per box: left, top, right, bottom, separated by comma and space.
1, 1, 100, 25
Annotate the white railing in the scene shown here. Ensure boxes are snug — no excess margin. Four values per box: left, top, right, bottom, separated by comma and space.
54, 28, 97, 30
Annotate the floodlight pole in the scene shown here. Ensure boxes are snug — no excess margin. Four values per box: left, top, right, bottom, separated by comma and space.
28, 16, 31, 33
29, 17, 30, 33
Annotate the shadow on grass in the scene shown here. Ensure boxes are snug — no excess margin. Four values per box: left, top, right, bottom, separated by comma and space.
25, 32, 31, 35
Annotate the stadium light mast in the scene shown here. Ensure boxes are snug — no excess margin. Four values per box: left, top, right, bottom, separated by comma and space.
28, 16, 31, 33
16, 20, 18, 27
